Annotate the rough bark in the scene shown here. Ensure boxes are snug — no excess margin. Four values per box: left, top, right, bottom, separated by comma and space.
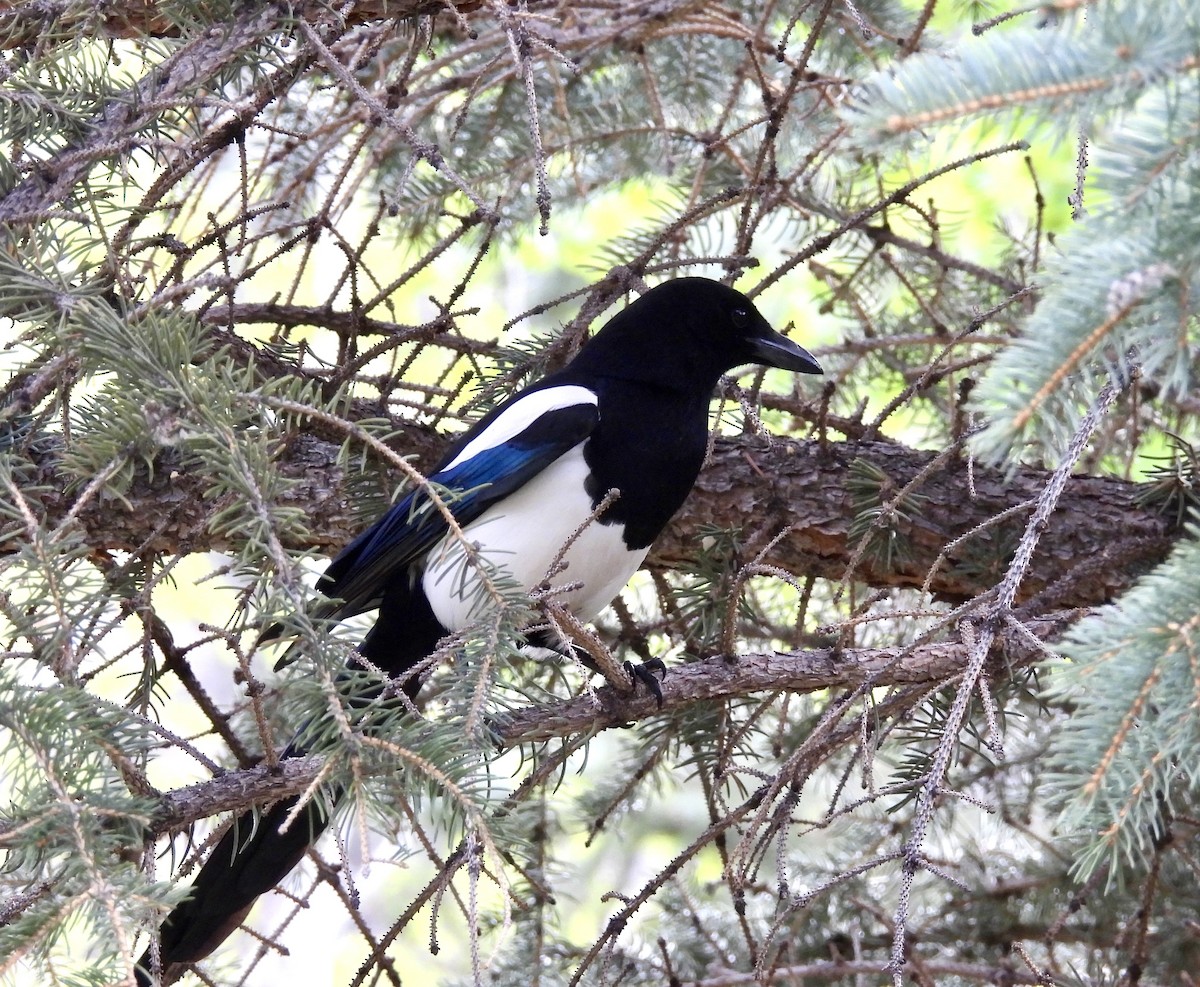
489, 611, 1079, 745
9, 429, 1177, 607
653, 435, 1176, 606
0, 1, 473, 49
0, 611, 1063, 840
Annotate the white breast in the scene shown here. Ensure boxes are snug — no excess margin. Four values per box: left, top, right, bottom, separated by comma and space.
421, 444, 647, 631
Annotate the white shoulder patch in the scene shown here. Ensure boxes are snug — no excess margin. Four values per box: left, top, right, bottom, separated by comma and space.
443, 384, 598, 471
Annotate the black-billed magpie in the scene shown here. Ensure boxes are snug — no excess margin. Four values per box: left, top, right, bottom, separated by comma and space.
136, 277, 821, 984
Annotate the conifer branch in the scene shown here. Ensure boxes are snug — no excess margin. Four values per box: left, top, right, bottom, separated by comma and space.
0, 4, 295, 222
8, 434, 1174, 607
888, 363, 1134, 981
60, 611, 1073, 841
0, 2, 481, 49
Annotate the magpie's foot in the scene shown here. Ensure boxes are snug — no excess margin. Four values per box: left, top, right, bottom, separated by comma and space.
624, 658, 666, 708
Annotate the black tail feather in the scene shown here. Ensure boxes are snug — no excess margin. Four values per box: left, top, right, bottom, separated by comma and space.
135, 790, 333, 985
135, 581, 446, 983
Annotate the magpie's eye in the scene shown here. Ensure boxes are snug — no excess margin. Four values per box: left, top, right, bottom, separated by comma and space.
731, 308, 750, 329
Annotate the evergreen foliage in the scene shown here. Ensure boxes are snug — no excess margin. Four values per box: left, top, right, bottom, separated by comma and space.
0, 2, 1197, 986
850, 0, 1200, 893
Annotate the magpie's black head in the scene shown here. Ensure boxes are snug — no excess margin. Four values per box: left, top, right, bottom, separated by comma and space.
570, 277, 822, 390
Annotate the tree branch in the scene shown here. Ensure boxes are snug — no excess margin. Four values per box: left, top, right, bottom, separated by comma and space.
489, 610, 1076, 745
0, 1, 464, 49
10, 432, 1176, 607
118, 611, 1075, 836
652, 435, 1174, 606
0, 4, 292, 222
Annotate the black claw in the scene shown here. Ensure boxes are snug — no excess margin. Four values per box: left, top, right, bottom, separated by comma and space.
624, 658, 666, 707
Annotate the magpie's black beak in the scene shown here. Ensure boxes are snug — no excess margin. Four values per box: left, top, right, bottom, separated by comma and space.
747, 330, 823, 375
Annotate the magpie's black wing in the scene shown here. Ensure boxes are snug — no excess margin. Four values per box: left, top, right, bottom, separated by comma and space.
315, 384, 600, 622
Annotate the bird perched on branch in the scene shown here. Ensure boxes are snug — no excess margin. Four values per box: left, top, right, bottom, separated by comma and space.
136, 276, 821, 984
